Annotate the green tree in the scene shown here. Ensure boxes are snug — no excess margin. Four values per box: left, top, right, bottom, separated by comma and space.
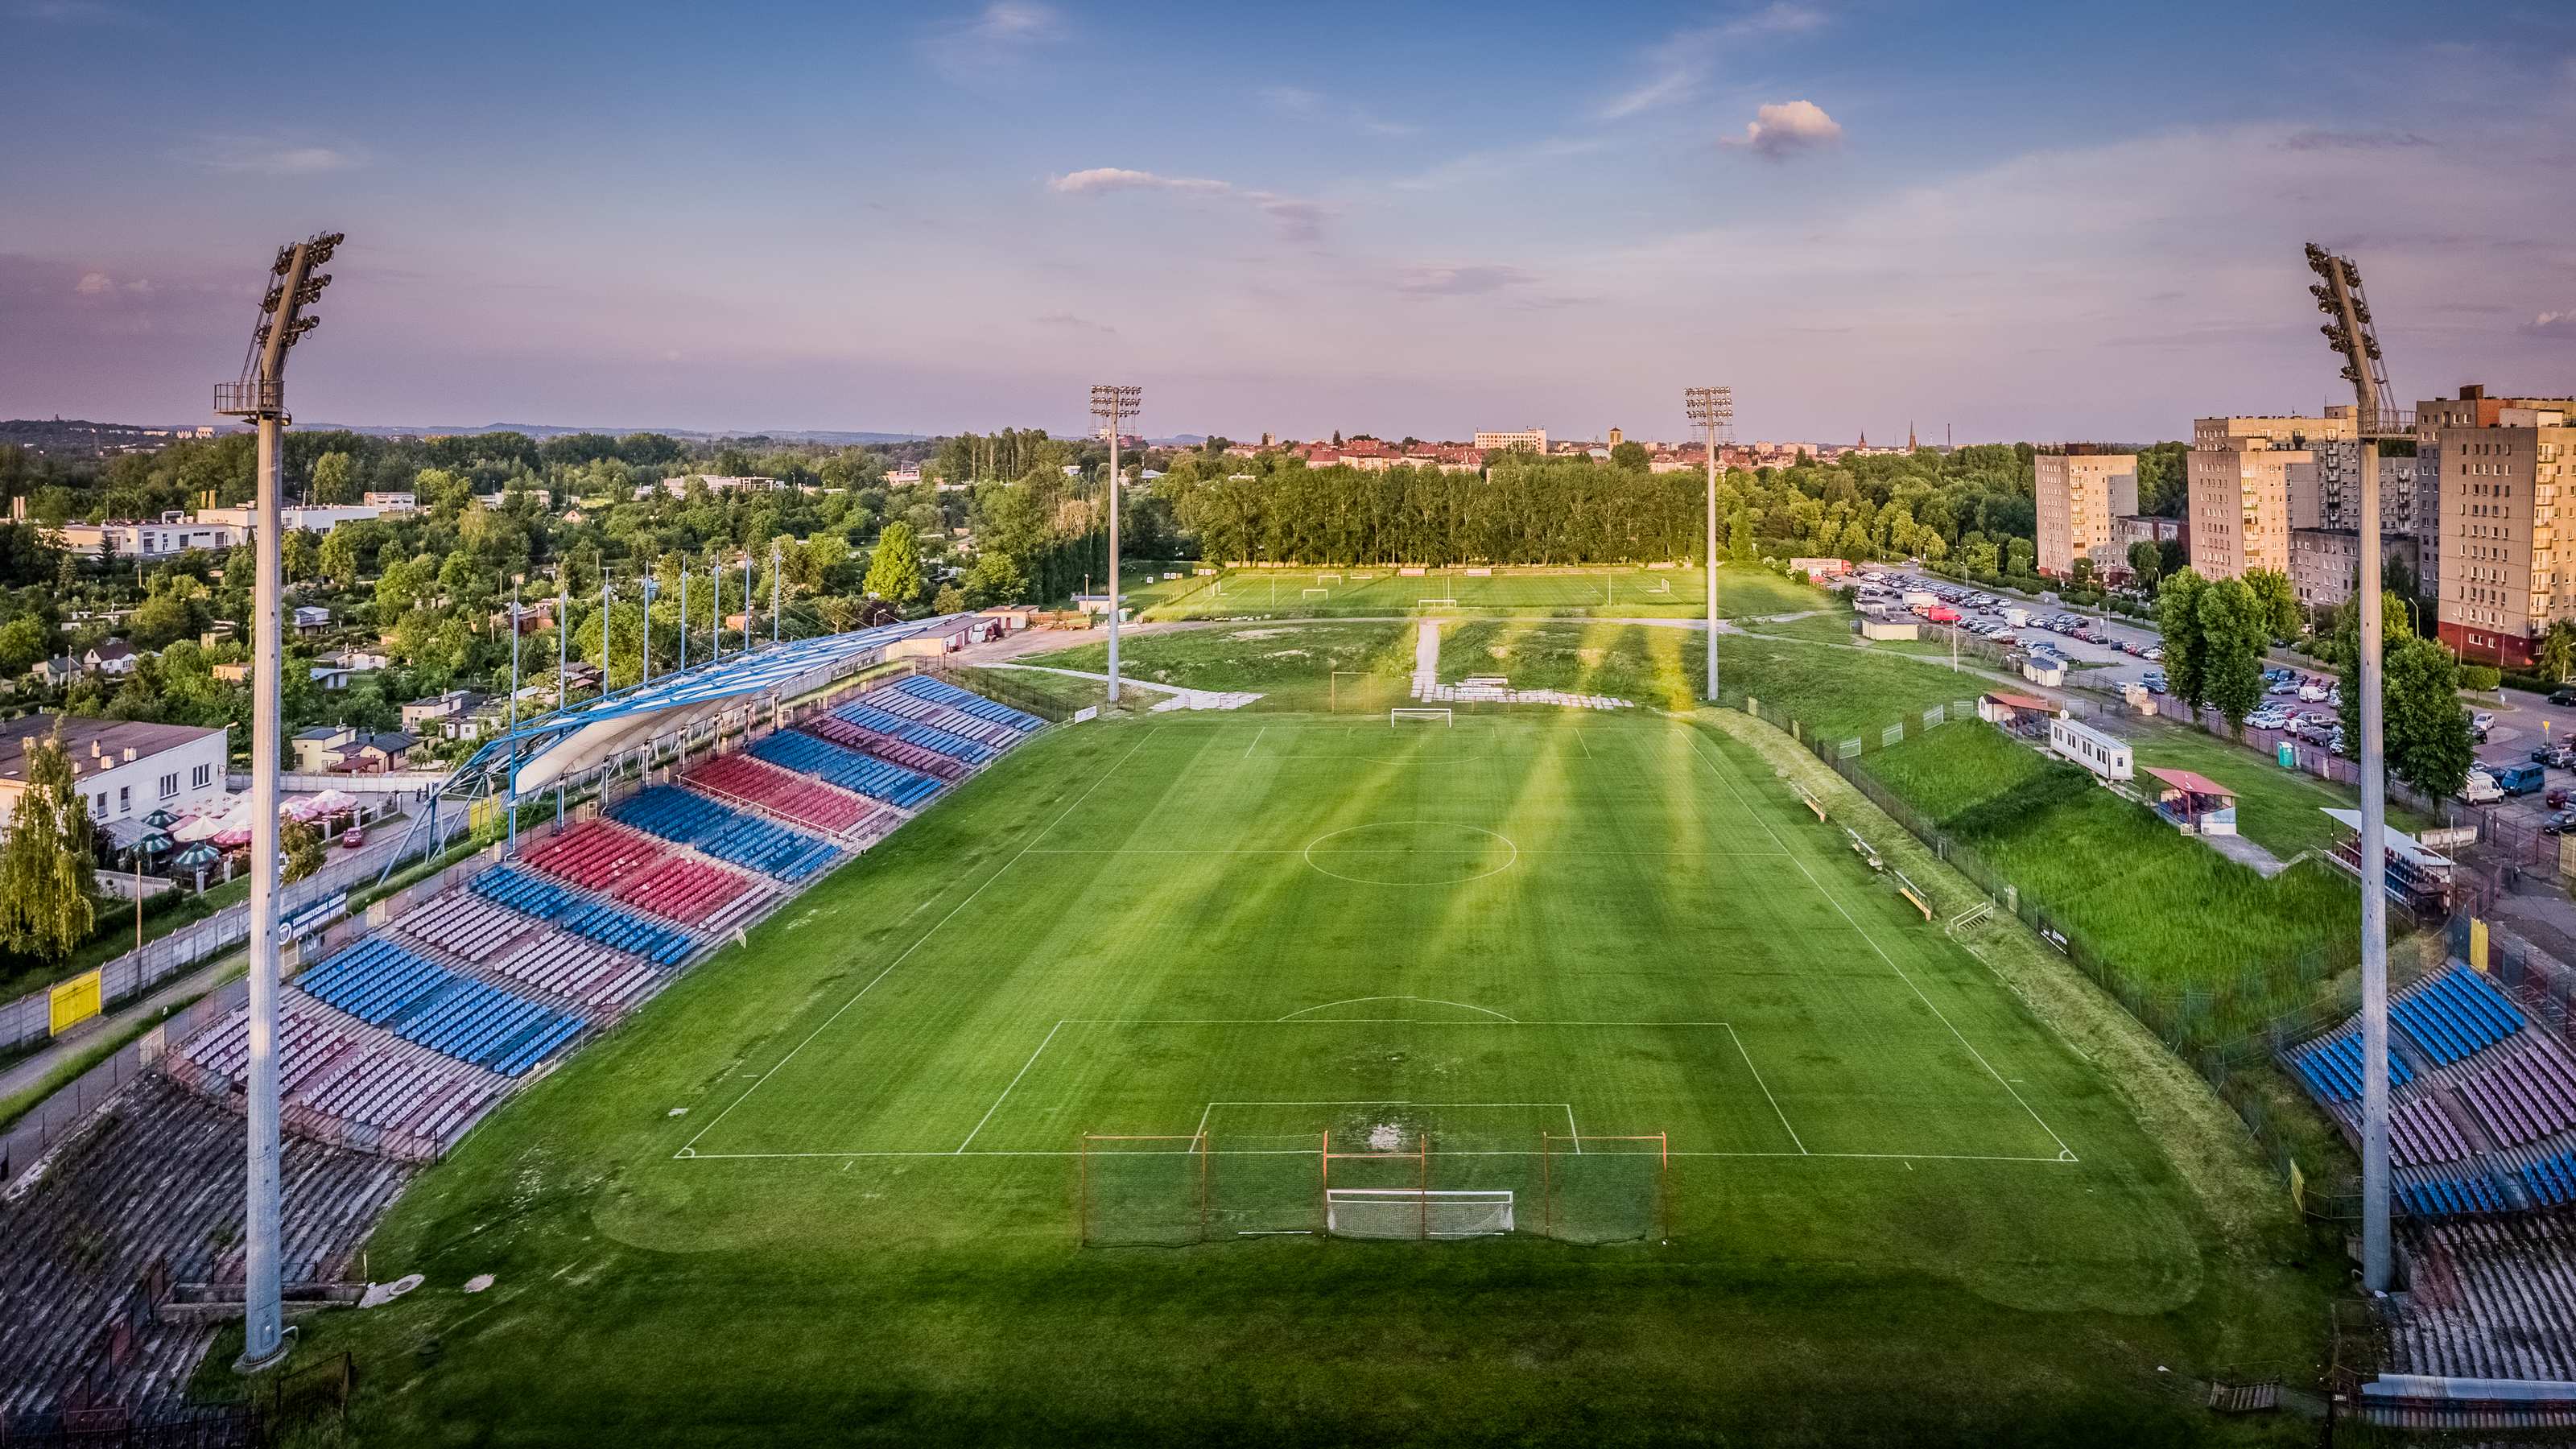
2384, 636, 2475, 798
2198, 577, 2267, 731
864, 521, 926, 605
280, 818, 326, 884
964, 550, 1028, 607
2004, 537, 2036, 576
0, 727, 96, 962
308, 450, 359, 506
2243, 568, 2299, 642
319, 523, 368, 589
1609, 440, 1649, 471
2157, 568, 2211, 716
2541, 619, 2576, 683
0, 615, 50, 676
2127, 540, 2162, 593
1726, 510, 1755, 565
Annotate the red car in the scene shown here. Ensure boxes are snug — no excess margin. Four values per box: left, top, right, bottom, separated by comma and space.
339, 826, 367, 850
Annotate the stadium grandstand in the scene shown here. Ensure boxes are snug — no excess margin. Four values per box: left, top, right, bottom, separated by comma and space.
0, 614, 1053, 1430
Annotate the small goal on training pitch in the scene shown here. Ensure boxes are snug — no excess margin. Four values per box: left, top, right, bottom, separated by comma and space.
1390, 708, 1451, 727
1327, 1188, 1513, 1240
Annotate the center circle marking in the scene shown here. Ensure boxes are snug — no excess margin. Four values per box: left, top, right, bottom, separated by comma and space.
1301, 821, 1520, 886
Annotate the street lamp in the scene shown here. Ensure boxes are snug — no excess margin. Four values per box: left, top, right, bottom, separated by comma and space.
1685, 386, 1734, 702
211, 229, 344, 1377
1089, 384, 1142, 703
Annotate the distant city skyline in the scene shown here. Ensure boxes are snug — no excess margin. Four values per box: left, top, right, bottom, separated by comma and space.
3, 1, 2570, 442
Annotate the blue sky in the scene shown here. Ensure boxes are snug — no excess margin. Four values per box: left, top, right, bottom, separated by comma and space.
3, 0, 2571, 443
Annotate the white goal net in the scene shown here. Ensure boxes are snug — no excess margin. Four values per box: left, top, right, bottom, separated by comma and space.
1390, 708, 1451, 727
1326, 1188, 1513, 1239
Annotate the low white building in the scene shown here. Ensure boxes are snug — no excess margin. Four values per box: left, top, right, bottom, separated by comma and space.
191, 503, 384, 536
361, 490, 419, 513
54, 512, 241, 559
2047, 716, 2133, 782
0, 714, 229, 830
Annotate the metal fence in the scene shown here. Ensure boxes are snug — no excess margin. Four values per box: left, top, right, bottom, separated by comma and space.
0, 809, 459, 1058
1727, 692, 2372, 1215
0, 976, 250, 1186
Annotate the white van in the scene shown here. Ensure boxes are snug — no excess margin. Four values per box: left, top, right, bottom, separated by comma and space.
2462, 770, 2504, 805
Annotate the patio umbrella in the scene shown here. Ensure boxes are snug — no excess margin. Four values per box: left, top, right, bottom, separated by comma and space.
171, 840, 221, 890
140, 808, 179, 830
136, 830, 174, 857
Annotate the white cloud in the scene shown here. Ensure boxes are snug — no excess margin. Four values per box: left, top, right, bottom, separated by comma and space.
1396, 263, 1538, 297
1260, 83, 1416, 137
181, 136, 359, 175
1723, 100, 1843, 159
961, 1, 1060, 43
1048, 167, 1229, 196
2530, 309, 2576, 336
73, 271, 112, 296
922, 2, 1065, 81
1597, 3, 1827, 122
1048, 168, 1331, 243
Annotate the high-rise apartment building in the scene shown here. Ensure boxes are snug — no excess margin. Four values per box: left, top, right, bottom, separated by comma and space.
1472, 427, 1547, 454
2184, 412, 2353, 581
2430, 390, 2576, 667
2033, 448, 2137, 576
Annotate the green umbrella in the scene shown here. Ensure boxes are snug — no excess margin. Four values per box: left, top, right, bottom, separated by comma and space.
136, 831, 174, 857
141, 808, 180, 830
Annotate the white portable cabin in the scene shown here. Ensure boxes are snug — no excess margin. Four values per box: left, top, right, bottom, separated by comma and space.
2048, 716, 2132, 782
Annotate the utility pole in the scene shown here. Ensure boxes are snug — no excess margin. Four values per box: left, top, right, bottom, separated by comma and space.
710, 555, 722, 663
1089, 386, 1141, 702
2309, 242, 2402, 1291
212, 229, 344, 1377
506, 572, 522, 852
743, 551, 753, 654
679, 562, 689, 672
772, 539, 781, 644
1685, 387, 1733, 702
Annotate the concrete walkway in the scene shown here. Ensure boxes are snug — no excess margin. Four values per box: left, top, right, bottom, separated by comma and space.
975, 663, 1261, 712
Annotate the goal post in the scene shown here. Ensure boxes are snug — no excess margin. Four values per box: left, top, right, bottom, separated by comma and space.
1325, 1189, 1514, 1239
1390, 708, 1451, 727
1539, 1132, 1670, 1245
1415, 597, 1459, 611
1076, 1133, 1208, 1246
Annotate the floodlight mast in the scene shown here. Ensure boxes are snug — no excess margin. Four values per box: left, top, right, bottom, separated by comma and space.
1685, 387, 1734, 701
1089, 385, 1142, 702
211, 229, 344, 1377
2309, 241, 2408, 1293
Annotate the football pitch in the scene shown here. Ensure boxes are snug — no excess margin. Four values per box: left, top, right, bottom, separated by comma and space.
316, 709, 2311, 1446
676, 716, 2075, 1182
1139, 564, 1819, 620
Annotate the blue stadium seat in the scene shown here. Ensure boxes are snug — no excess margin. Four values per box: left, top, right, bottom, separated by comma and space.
752, 731, 941, 809
470, 865, 697, 968
609, 786, 840, 882
297, 935, 581, 1077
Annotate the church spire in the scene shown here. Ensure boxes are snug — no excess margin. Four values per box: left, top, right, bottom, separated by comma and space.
1906, 421, 1918, 452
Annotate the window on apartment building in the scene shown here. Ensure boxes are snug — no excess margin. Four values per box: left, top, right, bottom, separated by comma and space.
94, 792, 106, 814
192, 763, 210, 789
118, 786, 129, 812
159, 771, 178, 799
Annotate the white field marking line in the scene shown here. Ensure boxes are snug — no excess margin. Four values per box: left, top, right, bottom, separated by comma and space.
1682, 730, 2080, 1165
1724, 1024, 1805, 1154
676, 1147, 2078, 1164
1054, 1018, 1740, 1026
675, 731, 1155, 1158
1276, 995, 1517, 1022
1244, 724, 1268, 759
1573, 729, 1593, 759
1196, 1097, 1571, 1144
955, 1018, 1066, 1153
1021, 847, 1790, 858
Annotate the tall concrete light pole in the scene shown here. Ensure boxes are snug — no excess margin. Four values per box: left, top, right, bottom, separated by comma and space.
212, 229, 344, 1376
2308, 242, 2406, 1291
1090, 385, 1142, 703
1685, 386, 1734, 702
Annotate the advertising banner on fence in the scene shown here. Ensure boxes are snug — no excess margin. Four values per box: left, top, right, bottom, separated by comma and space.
48, 969, 101, 1035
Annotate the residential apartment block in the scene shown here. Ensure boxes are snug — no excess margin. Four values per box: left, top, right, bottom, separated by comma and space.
2184, 412, 2353, 581
1472, 428, 1547, 455
0, 714, 228, 832
2289, 528, 2420, 611
2429, 390, 2576, 668
2033, 448, 2137, 576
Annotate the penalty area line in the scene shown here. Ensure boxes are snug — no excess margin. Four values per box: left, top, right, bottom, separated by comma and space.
673, 1146, 2083, 1164
673, 730, 1155, 1160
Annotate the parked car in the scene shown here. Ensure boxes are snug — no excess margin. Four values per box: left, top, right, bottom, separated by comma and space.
2462, 770, 2505, 805
2471, 709, 2496, 742
2496, 762, 2548, 796
2551, 687, 2576, 707
340, 826, 367, 850
2298, 681, 2332, 702
2548, 811, 2576, 837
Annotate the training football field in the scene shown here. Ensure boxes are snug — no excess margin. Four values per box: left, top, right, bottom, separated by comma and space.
338, 708, 2265, 1445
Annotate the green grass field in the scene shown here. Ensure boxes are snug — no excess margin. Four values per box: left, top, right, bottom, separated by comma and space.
285, 709, 2320, 1447
2116, 720, 2429, 860
1861, 724, 2363, 1036
1140, 564, 1825, 621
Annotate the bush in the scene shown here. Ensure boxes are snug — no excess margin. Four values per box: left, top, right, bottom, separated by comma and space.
2458, 665, 2502, 691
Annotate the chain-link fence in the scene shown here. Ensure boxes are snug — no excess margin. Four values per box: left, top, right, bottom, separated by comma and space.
1722, 693, 2373, 1216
